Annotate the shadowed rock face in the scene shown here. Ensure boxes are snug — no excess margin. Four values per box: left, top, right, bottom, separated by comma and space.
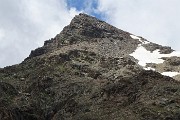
0, 13, 180, 120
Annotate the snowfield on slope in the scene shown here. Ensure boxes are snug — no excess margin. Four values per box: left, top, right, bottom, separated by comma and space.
161, 72, 180, 77
130, 34, 180, 77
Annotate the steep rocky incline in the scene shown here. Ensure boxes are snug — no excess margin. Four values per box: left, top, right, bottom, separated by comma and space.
0, 13, 180, 120
27, 13, 140, 59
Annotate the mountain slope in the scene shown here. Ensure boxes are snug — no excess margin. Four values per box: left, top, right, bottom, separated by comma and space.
0, 13, 180, 120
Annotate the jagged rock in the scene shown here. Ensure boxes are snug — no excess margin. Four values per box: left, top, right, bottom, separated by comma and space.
167, 56, 180, 66
0, 82, 18, 96
28, 47, 47, 58
143, 43, 174, 54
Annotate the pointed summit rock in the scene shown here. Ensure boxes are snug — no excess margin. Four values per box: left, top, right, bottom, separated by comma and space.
27, 13, 141, 59
63, 13, 130, 38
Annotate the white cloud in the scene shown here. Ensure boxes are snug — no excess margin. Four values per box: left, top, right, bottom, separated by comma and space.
97, 0, 180, 51
1, 0, 180, 68
0, 0, 79, 67
0, 28, 5, 40
83, 0, 98, 14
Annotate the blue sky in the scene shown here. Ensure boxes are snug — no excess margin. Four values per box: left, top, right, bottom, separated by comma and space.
0, 0, 180, 67
67, 0, 87, 11
66, 0, 104, 20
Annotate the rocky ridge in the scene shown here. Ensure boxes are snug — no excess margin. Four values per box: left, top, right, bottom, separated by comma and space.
0, 13, 180, 120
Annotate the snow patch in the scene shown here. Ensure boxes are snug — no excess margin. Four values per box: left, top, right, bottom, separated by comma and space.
130, 34, 150, 45
130, 34, 180, 67
130, 35, 141, 41
130, 34, 180, 79
130, 46, 180, 67
161, 72, 180, 77
143, 41, 150, 44
144, 67, 156, 71
130, 46, 164, 66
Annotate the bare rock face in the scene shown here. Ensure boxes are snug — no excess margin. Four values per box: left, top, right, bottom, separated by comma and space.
27, 13, 140, 59
143, 43, 174, 54
0, 13, 180, 120
167, 56, 180, 66
0, 82, 18, 96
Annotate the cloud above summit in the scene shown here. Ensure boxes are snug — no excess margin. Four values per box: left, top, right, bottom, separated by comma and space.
0, 0, 79, 67
97, 0, 180, 50
0, 0, 180, 67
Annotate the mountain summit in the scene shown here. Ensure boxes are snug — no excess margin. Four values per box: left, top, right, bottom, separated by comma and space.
0, 13, 180, 120
28, 13, 140, 59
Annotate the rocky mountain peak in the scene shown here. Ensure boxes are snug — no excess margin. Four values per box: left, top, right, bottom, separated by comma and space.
27, 13, 139, 59
67, 13, 123, 38
1, 13, 180, 120
60, 13, 131, 41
